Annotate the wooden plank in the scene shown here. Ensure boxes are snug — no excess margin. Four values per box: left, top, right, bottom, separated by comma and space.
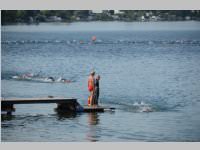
1, 97, 77, 104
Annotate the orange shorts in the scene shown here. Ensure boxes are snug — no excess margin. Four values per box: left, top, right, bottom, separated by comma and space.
88, 86, 93, 92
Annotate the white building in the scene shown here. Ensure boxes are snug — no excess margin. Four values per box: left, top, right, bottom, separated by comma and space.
114, 10, 124, 14
47, 16, 62, 22
141, 16, 145, 21
151, 16, 157, 21
185, 16, 191, 20
92, 10, 103, 14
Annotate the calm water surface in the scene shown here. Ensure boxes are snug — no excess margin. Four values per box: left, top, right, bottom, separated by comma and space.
1, 21, 200, 141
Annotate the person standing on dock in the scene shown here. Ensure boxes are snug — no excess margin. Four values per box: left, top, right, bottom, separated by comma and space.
94, 75, 100, 106
88, 70, 95, 106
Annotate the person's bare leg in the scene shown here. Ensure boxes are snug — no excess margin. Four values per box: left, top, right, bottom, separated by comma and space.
88, 91, 92, 106
91, 90, 96, 106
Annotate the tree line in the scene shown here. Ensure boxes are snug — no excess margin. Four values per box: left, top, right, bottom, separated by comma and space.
1, 10, 200, 25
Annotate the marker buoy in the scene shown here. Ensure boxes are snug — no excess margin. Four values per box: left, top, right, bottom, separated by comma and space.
91, 36, 96, 42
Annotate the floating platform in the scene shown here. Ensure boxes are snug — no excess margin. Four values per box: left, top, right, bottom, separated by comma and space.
83, 105, 115, 112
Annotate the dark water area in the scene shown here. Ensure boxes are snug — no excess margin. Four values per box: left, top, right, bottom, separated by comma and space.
1, 21, 200, 141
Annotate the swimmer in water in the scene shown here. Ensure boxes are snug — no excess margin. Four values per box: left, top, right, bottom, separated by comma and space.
12, 73, 33, 80
47, 77, 55, 82
43, 77, 55, 82
62, 79, 71, 83
56, 77, 71, 83
12, 75, 21, 79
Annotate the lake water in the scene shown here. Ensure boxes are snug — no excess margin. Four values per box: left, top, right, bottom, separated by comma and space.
1, 21, 200, 142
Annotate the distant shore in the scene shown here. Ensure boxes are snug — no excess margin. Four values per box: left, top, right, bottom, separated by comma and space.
2, 10, 200, 25
2, 20, 200, 26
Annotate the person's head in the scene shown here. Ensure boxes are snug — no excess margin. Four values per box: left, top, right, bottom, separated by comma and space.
97, 75, 100, 80
90, 70, 95, 76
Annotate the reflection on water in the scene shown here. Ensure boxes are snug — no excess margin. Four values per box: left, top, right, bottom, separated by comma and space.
88, 112, 99, 125
1, 114, 15, 122
86, 113, 100, 142
56, 111, 78, 120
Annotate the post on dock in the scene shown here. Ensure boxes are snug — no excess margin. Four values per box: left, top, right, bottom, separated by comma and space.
55, 100, 80, 112
1, 103, 15, 115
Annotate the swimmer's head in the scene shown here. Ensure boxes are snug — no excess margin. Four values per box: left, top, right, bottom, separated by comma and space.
48, 77, 55, 81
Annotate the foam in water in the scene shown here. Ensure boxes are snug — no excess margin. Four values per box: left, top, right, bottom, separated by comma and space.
132, 101, 154, 112
11, 74, 72, 84
109, 100, 155, 113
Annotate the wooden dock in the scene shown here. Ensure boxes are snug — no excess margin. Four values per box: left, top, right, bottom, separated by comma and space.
1, 97, 77, 104
1, 97, 115, 114
1, 97, 78, 114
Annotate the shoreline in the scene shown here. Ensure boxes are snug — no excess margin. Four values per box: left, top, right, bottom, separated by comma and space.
2, 20, 200, 26
2, 21, 200, 32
